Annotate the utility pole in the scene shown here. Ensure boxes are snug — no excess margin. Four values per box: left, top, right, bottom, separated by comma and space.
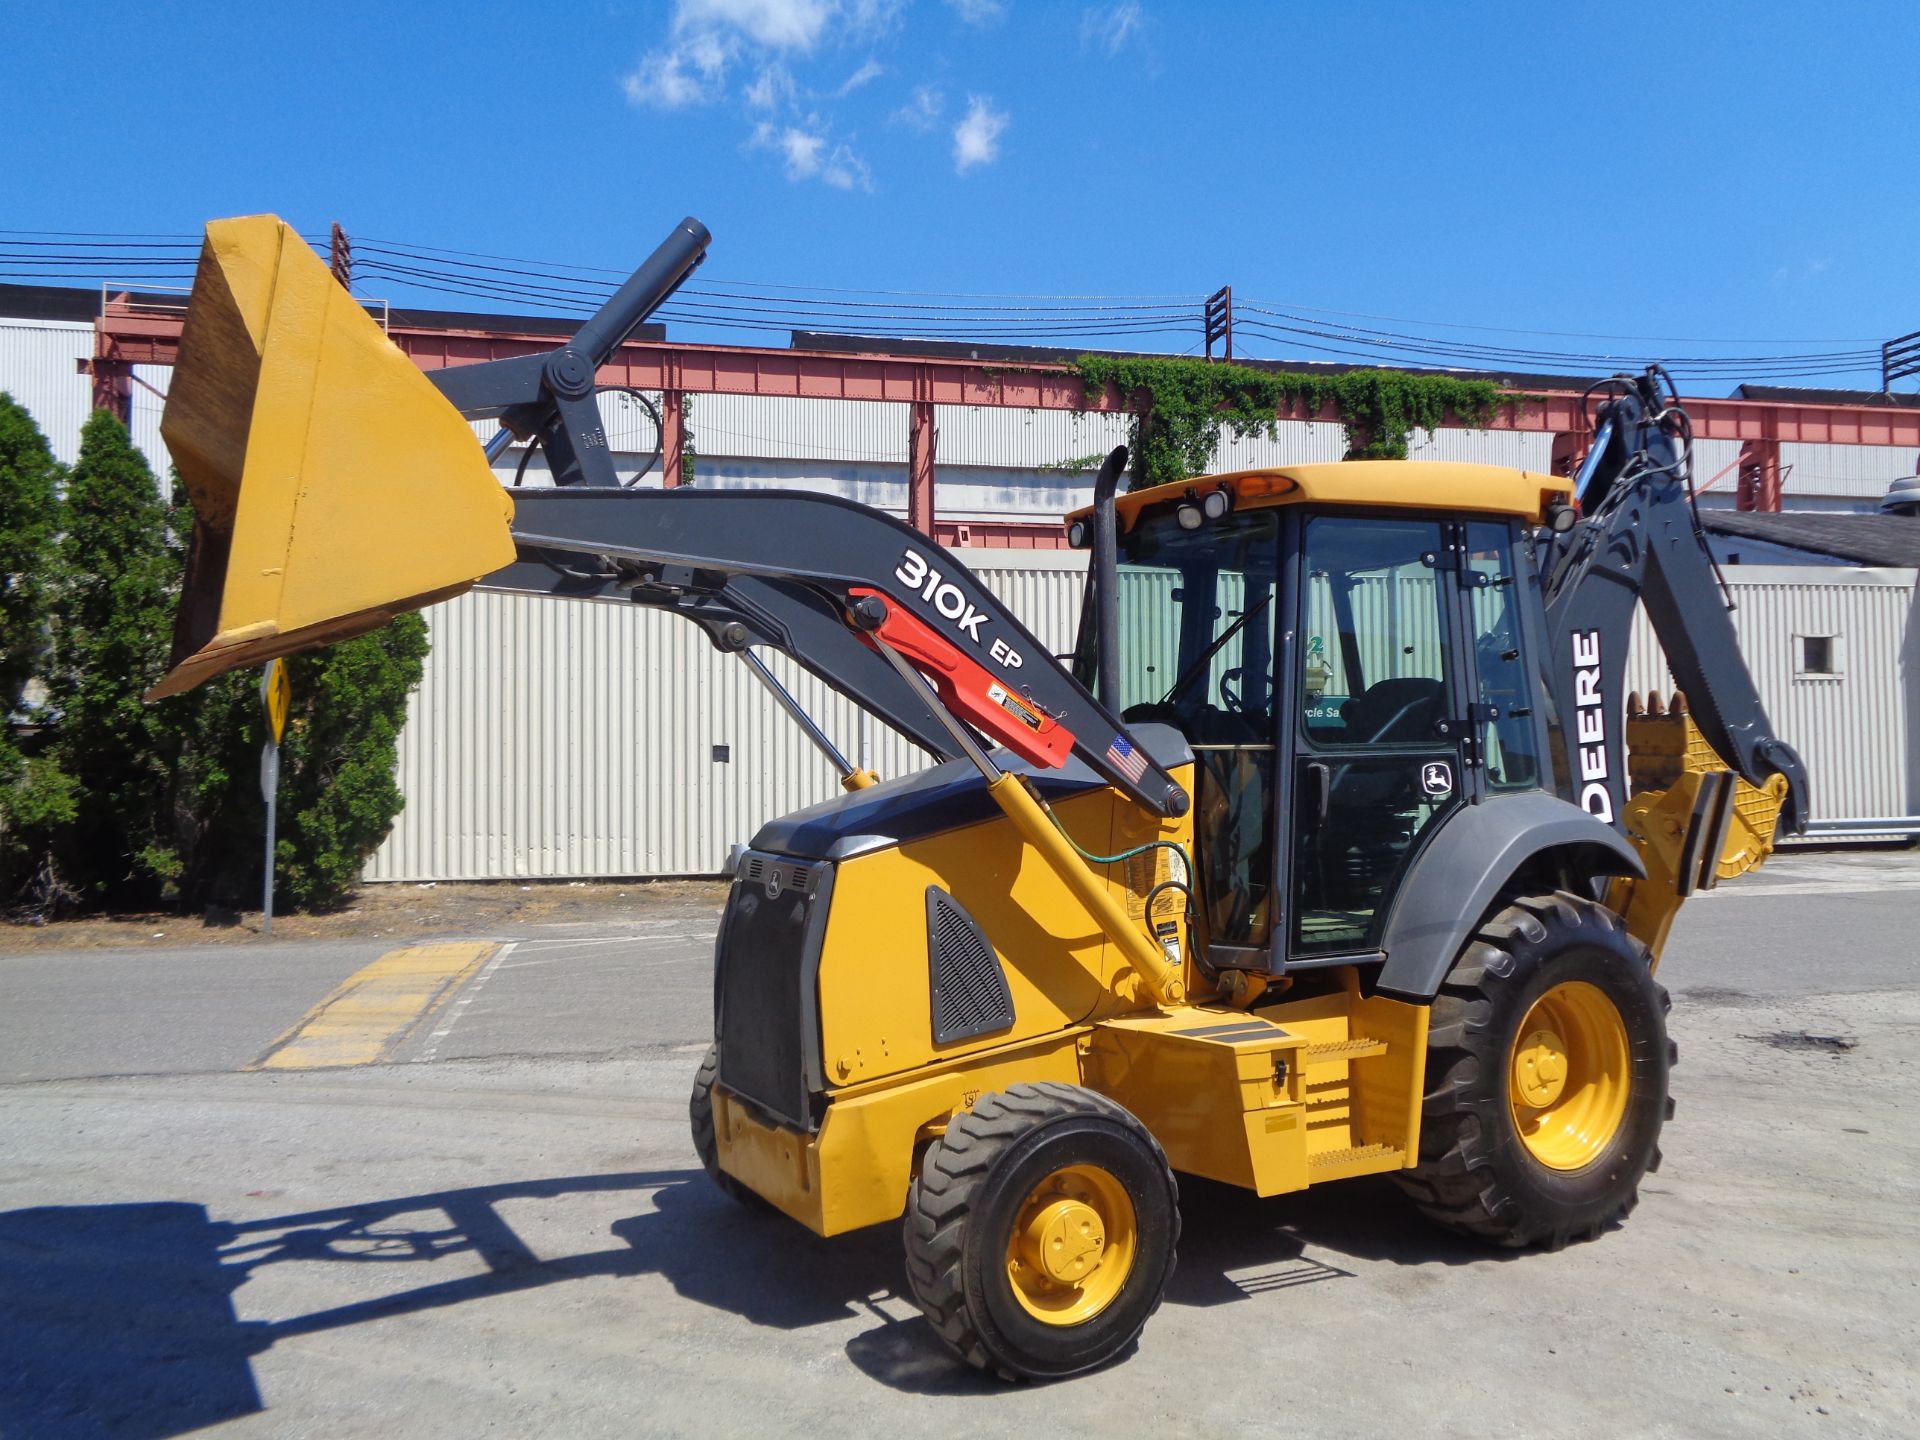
260, 659, 290, 934
1883, 330, 1920, 393
329, 222, 352, 291
1204, 286, 1233, 361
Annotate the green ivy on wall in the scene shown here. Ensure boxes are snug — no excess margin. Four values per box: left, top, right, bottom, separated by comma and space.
1073, 355, 1518, 488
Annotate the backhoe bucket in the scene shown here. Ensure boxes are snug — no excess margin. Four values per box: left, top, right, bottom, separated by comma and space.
148, 214, 515, 700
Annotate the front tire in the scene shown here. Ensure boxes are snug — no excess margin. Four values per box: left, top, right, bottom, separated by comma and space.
902, 1083, 1179, 1381
1396, 891, 1672, 1249
689, 1043, 773, 1212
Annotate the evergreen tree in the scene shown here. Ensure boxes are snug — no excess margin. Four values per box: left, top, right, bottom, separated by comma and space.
46, 409, 183, 904
18, 406, 429, 915
0, 393, 59, 722
0, 394, 72, 904
273, 614, 429, 909
152, 478, 430, 912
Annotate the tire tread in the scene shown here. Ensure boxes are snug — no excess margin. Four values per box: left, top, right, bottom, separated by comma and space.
902, 1082, 1178, 1381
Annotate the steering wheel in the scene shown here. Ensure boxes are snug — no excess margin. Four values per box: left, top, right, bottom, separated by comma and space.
1218, 667, 1246, 714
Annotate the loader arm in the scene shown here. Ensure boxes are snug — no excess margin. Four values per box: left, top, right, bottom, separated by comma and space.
490, 484, 1185, 814
151, 211, 1186, 821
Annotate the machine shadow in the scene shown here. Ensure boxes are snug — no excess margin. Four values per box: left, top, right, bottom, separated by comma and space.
1170, 1173, 1521, 1276
0, 1169, 905, 1437
841, 1174, 1521, 1393
0, 1165, 1536, 1429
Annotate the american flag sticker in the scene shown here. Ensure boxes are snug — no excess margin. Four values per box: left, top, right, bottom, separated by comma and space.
1104, 733, 1148, 783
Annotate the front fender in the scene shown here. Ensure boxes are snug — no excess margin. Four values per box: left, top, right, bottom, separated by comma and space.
1373, 793, 1644, 1001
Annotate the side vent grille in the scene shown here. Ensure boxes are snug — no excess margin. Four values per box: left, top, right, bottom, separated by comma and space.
926, 888, 1014, 1046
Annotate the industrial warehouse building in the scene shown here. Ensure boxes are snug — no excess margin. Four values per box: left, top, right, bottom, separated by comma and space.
5, 284, 1918, 879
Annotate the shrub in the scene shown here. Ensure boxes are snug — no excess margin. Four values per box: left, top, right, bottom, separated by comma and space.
0, 394, 65, 902
271, 614, 430, 910
43, 410, 183, 905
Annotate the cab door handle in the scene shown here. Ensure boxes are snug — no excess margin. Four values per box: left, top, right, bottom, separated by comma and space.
1304, 761, 1331, 830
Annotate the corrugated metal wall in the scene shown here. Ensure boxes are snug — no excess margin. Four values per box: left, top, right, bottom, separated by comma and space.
0, 320, 93, 465
372, 550, 1915, 880
2, 313, 1912, 856
1782, 440, 1918, 499
0, 318, 173, 477
1624, 568, 1916, 821
1690, 437, 1745, 495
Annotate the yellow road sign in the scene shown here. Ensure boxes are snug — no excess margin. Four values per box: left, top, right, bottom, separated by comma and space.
261, 658, 291, 743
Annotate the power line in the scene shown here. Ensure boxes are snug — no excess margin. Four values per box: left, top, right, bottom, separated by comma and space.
4, 227, 1896, 384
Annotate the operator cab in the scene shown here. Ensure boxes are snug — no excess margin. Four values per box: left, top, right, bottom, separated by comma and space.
1071, 468, 1554, 976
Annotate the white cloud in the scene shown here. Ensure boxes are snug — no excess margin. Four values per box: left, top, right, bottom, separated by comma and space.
836, 58, 884, 95
1080, 2, 1143, 55
678, 0, 836, 52
891, 83, 944, 130
744, 62, 795, 108
622, 33, 734, 108
952, 95, 1008, 173
945, 0, 1006, 23
624, 0, 843, 109
751, 119, 873, 190
620, 0, 913, 191
779, 126, 827, 178
821, 143, 874, 190
841, 0, 908, 35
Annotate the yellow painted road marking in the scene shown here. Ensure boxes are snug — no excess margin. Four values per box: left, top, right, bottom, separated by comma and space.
250, 941, 497, 1070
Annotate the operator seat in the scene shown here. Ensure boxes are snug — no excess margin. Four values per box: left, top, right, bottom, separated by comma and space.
1339, 676, 1444, 745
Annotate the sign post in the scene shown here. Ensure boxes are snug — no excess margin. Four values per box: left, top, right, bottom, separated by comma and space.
260, 659, 290, 935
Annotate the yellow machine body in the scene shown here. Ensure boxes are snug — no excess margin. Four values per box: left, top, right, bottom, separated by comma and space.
710, 768, 1431, 1237
1068, 461, 1571, 529
146, 210, 1803, 1380
151, 214, 515, 699
715, 984, 1431, 1238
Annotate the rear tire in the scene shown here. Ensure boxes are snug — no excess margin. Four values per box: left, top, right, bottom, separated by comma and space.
1396, 891, 1672, 1249
902, 1083, 1179, 1382
689, 1043, 773, 1212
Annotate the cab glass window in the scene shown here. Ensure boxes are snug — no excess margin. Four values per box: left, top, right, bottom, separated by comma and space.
1465, 520, 1540, 790
1300, 516, 1448, 748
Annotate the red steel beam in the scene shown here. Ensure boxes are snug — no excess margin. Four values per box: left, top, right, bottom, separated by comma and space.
94, 305, 1920, 448
660, 388, 686, 488
907, 400, 936, 534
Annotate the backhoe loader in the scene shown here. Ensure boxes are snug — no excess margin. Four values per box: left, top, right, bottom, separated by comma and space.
152, 214, 1807, 1380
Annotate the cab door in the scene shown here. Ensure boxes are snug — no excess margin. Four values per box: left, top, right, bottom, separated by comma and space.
1286, 514, 1470, 960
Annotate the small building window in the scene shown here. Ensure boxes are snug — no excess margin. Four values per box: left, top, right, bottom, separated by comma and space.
1795, 634, 1842, 679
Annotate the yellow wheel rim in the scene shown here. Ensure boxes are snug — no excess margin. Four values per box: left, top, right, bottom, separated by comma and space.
1004, 1163, 1138, 1325
1508, 980, 1632, 1171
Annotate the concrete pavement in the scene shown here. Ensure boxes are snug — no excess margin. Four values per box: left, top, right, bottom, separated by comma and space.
1, 853, 1915, 1437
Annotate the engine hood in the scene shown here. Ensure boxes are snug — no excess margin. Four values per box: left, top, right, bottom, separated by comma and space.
748, 723, 1192, 863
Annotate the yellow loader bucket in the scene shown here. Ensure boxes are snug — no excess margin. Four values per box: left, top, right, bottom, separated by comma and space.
149, 215, 515, 700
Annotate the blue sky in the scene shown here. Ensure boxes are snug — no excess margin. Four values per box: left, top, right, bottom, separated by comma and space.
5, 1, 1917, 387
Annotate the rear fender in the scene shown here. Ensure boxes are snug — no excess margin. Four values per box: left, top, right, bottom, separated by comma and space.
1373, 793, 1644, 1001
